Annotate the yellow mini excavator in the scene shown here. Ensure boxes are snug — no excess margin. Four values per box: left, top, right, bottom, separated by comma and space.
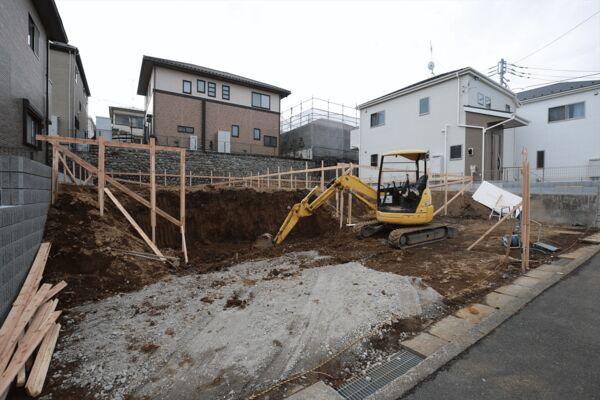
273, 150, 456, 248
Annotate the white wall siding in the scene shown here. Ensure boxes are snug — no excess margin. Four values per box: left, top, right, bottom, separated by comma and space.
359, 78, 465, 181
504, 87, 600, 170
154, 67, 281, 112
465, 75, 517, 112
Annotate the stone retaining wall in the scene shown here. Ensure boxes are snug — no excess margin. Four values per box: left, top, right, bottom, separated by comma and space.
76, 148, 317, 184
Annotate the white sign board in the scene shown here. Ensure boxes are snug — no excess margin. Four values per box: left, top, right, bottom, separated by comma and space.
472, 181, 522, 216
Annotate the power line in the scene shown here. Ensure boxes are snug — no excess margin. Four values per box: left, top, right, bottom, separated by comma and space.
515, 9, 600, 63
513, 72, 600, 91
510, 64, 600, 73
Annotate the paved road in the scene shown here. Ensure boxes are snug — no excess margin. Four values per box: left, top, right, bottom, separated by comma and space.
404, 253, 600, 400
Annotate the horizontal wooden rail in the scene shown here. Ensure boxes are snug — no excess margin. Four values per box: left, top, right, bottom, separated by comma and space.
35, 135, 184, 153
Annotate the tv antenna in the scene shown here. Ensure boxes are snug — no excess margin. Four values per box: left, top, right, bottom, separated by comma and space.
428, 41, 435, 75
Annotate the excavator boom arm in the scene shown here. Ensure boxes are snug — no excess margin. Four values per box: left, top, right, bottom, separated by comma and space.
273, 175, 377, 245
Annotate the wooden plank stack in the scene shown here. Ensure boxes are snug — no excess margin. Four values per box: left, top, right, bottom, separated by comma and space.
0, 243, 66, 397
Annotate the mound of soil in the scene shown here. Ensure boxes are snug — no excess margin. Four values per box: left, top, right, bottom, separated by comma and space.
431, 190, 491, 218
42, 186, 343, 306
43, 186, 172, 307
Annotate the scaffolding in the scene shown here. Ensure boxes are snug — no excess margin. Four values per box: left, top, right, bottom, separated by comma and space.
280, 97, 359, 134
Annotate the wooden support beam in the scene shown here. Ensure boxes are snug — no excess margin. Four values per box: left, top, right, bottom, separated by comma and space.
278, 166, 281, 188
320, 160, 325, 191
57, 152, 77, 185
433, 181, 473, 217
104, 188, 164, 258
55, 144, 181, 227
51, 146, 58, 204
0, 310, 61, 395
179, 150, 188, 264
149, 137, 157, 244
98, 135, 105, 216
467, 202, 521, 251
25, 322, 61, 397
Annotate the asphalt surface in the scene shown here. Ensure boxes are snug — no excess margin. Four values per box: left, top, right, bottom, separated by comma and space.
403, 253, 600, 400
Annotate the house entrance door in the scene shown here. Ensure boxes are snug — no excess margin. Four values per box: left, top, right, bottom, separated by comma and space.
486, 128, 503, 180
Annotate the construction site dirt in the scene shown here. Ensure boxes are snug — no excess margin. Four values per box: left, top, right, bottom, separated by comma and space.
31, 185, 588, 400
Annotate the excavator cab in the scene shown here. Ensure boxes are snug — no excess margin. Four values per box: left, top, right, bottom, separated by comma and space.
375, 150, 434, 226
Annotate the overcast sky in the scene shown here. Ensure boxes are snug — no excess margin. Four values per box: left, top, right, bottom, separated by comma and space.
55, 0, 600, 120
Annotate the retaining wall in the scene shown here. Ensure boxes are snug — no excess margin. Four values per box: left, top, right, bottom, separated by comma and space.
0, 156, 51, 322
75, 148, 317, 184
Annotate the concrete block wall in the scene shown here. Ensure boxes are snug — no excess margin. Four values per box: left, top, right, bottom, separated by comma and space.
76, 148, 316, 184
0, 156, 51, 322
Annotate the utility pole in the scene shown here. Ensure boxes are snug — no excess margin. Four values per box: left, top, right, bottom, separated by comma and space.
488, 59, 508, 88
498, 58, 507, 88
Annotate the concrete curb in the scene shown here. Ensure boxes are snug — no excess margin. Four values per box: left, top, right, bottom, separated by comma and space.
365, 243, 600, 400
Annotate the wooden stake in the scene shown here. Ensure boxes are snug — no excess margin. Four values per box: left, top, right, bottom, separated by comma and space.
228, 172, 232, 187
149, 137, 157, 244
98, 135, 105, 216
179, 150, 187, 263
339, 189, 344, 228
267, 168, 270, 188
320, 160, 325, 191
335, 165, 339, 217
305, 162, 309, 189
444, 172, 448, 216
521, 148, 530, 271
104, 188, 164, 258
278, 166, 281, 188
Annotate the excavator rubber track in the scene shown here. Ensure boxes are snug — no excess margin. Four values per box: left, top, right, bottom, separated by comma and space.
387, 224, 457, 249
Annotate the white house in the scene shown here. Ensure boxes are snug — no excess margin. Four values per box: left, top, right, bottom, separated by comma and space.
358, 67, 529, 181
504, 80, 600, 181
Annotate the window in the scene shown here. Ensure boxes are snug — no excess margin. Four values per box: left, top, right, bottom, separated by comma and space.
27, 15, 39, 56
222, 85, 230, 100
131, 116, 144, 129
23, 100, 41, 148
264, 135, 277, 147
370, 111, 385, 127
253, 128, 261, 140
419, 97, 430, 115
505, 104, 511, 112
450, 145, 462, 160
197, 79, 206, 93
24, 113, 40, 147
477, 93, 484, 106
370, 154, 378, 167
177, 125, 194, 134
231, 125, 239, 137
207, 82, 216, 97
536, 151, 545, 169
114, 114, 129, 125
548, 102, 585, 122
182, 80, 191, 94
484, 96, 491, 109
251, 92, 271, 109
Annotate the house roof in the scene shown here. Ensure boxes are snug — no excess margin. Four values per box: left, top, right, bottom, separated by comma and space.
108, 106, 145, 119
358, 67, 518, 109
32, 0, 68, 43
137, 55, 292, 98
49, 41, 91, 96
517, 80, 600, 102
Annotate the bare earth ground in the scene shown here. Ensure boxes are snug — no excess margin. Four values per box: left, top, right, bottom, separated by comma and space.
10, 185, 587, 400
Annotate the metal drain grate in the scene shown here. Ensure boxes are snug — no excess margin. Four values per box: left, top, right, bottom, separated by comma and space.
337, 349, 423, 400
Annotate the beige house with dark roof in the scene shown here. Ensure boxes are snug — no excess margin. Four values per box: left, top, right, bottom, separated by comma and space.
137, 56, 291, 155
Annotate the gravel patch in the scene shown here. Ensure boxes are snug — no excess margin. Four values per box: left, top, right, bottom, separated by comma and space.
49, 251, 443, 399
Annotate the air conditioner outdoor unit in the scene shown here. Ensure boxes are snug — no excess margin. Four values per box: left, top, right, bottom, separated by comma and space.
589, 158, 600, 180
189, 135, 198, 151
